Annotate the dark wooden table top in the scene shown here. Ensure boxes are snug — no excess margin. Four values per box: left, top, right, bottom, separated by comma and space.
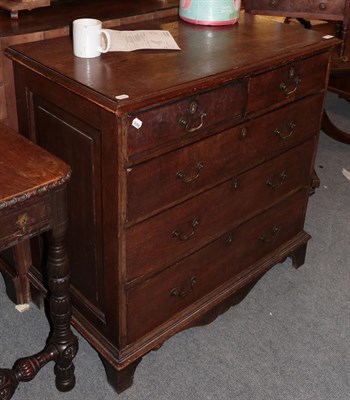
0, 124, 70, 207
5, 13, 340, 112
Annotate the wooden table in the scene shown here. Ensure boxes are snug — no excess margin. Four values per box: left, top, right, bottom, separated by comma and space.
0, 0, 51, 19
0, 123, 78, 399
4, 13, 340, 393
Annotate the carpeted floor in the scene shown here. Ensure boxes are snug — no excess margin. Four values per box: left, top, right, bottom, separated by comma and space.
0, 92, 349, 400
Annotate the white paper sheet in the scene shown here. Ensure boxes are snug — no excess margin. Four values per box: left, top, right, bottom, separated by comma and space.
105, 30, 181, 52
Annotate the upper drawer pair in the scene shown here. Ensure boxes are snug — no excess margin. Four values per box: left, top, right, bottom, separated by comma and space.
246, 1, 344, 20
126, 52, 329, 160
126, 94, 323, 224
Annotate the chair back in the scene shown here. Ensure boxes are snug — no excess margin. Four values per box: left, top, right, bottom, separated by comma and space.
244, 0, 349, 60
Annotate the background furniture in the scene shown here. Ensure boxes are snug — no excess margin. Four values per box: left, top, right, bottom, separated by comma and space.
4, 14, 338, 393
0, 123, 77, 399
0, 0, 50, 19
245, 0, 350, 144
0, 0, 178, 129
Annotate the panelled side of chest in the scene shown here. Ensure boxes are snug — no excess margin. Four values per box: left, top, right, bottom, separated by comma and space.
9, 62, 124, 347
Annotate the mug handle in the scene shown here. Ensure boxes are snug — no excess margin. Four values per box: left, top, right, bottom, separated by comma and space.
99, 29, 111, 53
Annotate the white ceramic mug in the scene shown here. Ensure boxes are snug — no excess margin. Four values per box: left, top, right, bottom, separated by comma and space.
73, 18, 111, 58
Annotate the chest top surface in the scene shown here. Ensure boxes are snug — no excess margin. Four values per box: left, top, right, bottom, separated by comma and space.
6, 13, 339, 111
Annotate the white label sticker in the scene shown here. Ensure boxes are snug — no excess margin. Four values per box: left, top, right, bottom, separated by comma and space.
132, 118, 143, 129
115, 94, 129, 100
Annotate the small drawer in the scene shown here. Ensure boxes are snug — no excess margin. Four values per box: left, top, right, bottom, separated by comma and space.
0, 196, 51, 250
246, 0, 344, 19
126, 189, 307, 343
247, 52, 329, 114
126, 94, 323, 223
127, 81, 247, 158
126, 139, 315, 280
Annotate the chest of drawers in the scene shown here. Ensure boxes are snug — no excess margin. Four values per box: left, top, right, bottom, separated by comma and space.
4, 13, 338, 393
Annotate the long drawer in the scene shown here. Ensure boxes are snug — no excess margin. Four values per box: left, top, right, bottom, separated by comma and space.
126, 189, 308, 344
126, 81, 247, 158
126, 94, 323, 223
247, 52, 329, 114
126, 139, 315, 280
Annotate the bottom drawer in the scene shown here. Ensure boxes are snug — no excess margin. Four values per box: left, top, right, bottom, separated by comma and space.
126, 189, 308, 344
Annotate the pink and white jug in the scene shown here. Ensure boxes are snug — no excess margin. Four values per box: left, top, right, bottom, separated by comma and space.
179, 0, 241, 26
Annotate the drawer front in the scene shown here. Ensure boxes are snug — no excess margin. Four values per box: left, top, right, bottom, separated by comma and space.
246, 0, 344, 19
0, 197, 51, 250
126, 189, 308, 343
126, 139, 315, 280
127, 81, 247, 158
247, 52, 329, 114
127, 94, 323, 223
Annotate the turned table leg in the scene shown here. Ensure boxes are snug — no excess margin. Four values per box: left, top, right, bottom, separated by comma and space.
48, 187, 78, 392
0, 187, 78, 399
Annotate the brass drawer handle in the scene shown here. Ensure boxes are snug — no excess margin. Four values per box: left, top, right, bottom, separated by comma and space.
179, 112, 207, 133
266, 171, 287, 189
172, 218, 200, 241
280, 78, 301, 96
170, 276, 197, 298
274, 121, 296, 140
280, 66, 301, 97
176, 162, 204, 183
259, 225, 280, 243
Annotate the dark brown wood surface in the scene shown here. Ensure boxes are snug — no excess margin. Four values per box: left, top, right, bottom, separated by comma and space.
6, 13, 339, 111
0, 124, 70, 204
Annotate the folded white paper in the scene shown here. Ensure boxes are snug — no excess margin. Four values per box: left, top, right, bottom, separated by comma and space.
104, 30, 181, 52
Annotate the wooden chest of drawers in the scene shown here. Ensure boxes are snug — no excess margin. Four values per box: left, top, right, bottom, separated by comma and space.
4, 13, 338, 393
